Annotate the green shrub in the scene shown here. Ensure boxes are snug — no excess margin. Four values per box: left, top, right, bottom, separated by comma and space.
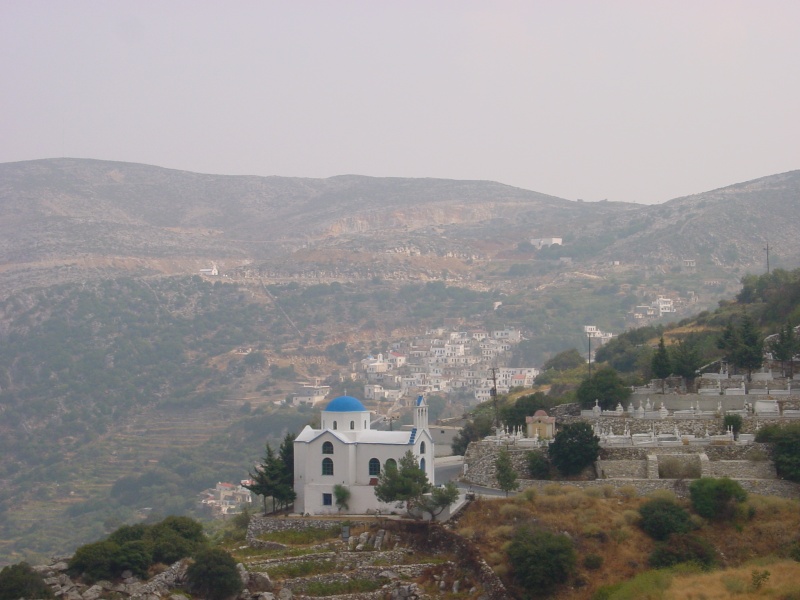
750, 569, 770, 591
548, 422, 600, 476
526, 450, 551, 479
507, 527, 576, 593
689, 477, 747, 521
68, 540, 119, 582
648, 534, 716, 569
111, 540, 152, 579
583, 553, 604, 570
0, 562, 55, 600
756, 423, 800, 482
724, 414, 743, 437
186, 548, 243, 600
68, 516, 206, 582
789, 541, 800, 562
638, 498, 692, 541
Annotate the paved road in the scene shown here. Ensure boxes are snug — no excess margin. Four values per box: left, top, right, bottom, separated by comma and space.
435, 456, 506, 498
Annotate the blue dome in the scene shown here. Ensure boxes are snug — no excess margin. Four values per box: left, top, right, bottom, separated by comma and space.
324, 395, 367, 412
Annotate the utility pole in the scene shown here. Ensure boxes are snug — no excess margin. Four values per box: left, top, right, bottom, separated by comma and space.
489, 367, 499, 429
765, 242, 770, 274
588, 333, 593, 378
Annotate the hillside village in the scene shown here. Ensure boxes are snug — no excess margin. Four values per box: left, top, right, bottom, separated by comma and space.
292, 327, 539, 411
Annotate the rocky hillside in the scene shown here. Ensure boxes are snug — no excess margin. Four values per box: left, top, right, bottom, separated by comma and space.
3, 158, 797, 295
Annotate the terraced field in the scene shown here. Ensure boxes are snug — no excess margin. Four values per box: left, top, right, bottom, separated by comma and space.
232, 516, 508, 599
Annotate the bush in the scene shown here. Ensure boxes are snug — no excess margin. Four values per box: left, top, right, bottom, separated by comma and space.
756, 423, 800, 482
68, 516, 206, 582
548, 422, 601, 476
689, 477, 747, 521
526, 451, 551, 479
638, 498, 692, 541
68, 540, 118, 582
507, 527, 576, 593
583, 553, 604, 570
0, 562, 55, 600
648, 534, 716, 569
186, 548, 243, 600
658, 457, 701, 479
723, 414, 743, 437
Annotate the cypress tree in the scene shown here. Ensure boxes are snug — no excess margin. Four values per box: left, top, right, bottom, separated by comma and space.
651, 336, 672, 393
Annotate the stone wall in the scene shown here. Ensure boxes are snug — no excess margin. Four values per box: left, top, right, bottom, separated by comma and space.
464, 439, 797, 499
509, 478, 800, 500
600, 443, 774, 461
463, 441, 543, 488
703, 460, 778, 479
596, 459, 647, 479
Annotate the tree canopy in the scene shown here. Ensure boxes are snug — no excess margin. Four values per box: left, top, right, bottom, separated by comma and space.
542, 348, 585, 372
373, 450, 431, 510
548, 422, 600, 476
495, 448, 519, 496
185, 548, 243, 600
507, 527, 576, 594
416, 482, 460, 520
575, 366, 631, 410
0, 562, 55, 600
245, 443, 296, 514
651, 336, 672, 392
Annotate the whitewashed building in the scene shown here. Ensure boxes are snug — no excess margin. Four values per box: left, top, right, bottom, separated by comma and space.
293, 395, 434, 515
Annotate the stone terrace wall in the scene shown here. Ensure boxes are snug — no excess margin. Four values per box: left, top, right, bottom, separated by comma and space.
596, 459, 648, 479
600, 443, 774, 461
703, 460, 778, 479
464, 441, 544, 488
511, 478, 800, 500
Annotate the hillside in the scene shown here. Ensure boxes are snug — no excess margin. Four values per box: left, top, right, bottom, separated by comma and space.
2, 159, 798, 297
1, 159, 799, 566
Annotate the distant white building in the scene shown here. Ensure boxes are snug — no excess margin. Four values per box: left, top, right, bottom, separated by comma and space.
293, 395, 434, 515
292, 385, 330, 407
530, 237, 562, 249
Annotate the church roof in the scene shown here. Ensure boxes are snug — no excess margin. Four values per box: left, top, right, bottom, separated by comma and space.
324, 395, 367, 412
294, 425, 421, 446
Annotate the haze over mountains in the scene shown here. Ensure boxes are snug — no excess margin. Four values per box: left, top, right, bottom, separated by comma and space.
0, 157, 798, 565
1, 158, 798, 295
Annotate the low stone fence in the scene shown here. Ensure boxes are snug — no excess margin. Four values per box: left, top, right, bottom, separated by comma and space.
510, 478, 800, 500
247, 516, 374, 547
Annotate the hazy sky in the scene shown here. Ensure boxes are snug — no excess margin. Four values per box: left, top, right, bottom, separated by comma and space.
2, 1, 799, 204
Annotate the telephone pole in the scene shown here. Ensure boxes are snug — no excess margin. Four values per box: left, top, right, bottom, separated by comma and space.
489, 367, 499, 429
765, 242, 770, 274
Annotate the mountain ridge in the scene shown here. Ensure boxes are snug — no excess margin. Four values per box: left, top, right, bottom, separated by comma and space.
1, 157, 798, 295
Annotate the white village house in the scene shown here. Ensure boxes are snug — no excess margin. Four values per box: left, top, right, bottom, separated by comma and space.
293, 395, 434, 515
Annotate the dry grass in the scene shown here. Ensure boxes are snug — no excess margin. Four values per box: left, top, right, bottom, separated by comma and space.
456, 491, 800, 600
664, 560, 800, 599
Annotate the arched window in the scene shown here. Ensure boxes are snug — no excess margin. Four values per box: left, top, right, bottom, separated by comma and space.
322, 457, 334, 476
322, 441, 334, 455
420, 441, 426, 455
333, 421, 337, 430
350, 420, 355, 430
369, 458, 380, 476
385, 458, 397, 471
420, 457, 426, 473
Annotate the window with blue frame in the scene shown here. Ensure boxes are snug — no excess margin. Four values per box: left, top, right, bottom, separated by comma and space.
369, 458, 380, 476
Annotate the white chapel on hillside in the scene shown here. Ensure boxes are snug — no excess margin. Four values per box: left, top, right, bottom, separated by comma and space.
293, 395, 434, 515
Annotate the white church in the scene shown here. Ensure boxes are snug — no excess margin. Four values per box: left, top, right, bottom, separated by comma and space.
293, 394, 434, 515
